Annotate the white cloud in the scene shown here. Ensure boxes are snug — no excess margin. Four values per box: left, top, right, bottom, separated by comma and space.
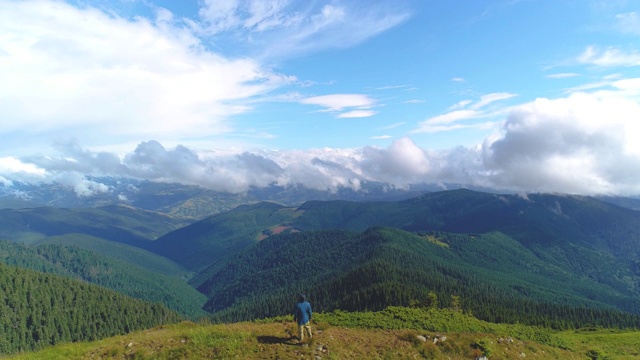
0, 157, 47, 177
0, 1, 290, 151
451, 77, 466, 82
198, 0, 301, 34
418, 110, 481, 127
197, 0, 410, 58
577, 45, 640, 67
546, 73, 580, 79
448, 99, 473, 110
361, 137, 430, 183
413, 93, 516, 134
337, 110, 377, 118
483, 91, 640, 194
300, 94, 377, 118
7, 88, 640, 197
612, 77, 640, 91
615, 12, 640, 35
471, 92, 517, 109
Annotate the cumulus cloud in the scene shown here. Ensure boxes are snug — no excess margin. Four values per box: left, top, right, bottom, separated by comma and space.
483, 91, 640, 194
3, 90, 640, 197
361, 138, 430, 183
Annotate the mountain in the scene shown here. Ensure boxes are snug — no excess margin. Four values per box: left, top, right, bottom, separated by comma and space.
0, 177, 453, 219
148, 189, 640, 326
148, 202, 295, 271
195, 227, 640, 328
155, 189, 640, 271
0, 204, 190, 246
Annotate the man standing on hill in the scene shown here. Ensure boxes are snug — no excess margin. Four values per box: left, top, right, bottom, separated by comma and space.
293, 294, 312, 343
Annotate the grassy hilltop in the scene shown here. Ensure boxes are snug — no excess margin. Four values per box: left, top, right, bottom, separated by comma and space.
5, 307, 639, 360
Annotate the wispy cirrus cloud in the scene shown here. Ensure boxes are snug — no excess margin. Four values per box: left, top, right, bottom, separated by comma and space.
614, 12, 640, 35
546, 73, 580, 79
197, 0, 411, 59
471, 92, 517, 109
337, 110, 377, 118
412, 93, 516, 134
301, 94, 377, 118
577, 45, 640, 67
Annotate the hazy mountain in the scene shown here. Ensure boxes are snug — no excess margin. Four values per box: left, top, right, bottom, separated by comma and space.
0, 177, 477, 219
0, 204, 190, 246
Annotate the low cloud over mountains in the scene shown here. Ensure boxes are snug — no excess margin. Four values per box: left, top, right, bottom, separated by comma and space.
2, 90, 639, 197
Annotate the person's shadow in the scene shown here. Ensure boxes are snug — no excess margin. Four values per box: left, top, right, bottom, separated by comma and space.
257, 335, 298, 345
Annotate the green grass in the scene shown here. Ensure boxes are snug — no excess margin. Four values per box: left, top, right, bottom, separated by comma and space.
5, 309, 640, 360
556, 328, 640, 360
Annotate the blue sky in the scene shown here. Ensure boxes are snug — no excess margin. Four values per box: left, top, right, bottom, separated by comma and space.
1, 0, 640, 196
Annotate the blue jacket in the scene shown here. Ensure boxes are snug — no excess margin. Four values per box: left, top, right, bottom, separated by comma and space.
294, 301, 312, 325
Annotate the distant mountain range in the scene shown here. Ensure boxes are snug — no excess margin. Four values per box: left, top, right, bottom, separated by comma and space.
2, 177, 639, 219
0, 177, 516, 218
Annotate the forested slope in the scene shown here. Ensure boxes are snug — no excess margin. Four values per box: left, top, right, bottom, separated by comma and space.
197, 227, 640, 329
150, 202, 294, 271
0, 240, 207, 318
0, 263, 180, 354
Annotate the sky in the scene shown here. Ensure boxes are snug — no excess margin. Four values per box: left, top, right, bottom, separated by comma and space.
1, 0, 640, 197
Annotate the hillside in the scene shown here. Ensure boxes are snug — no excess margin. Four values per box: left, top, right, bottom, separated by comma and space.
44, 233, 193, 278
149, 202, 295, 271
194, 227, 640, 328
0, 263, 180, 355
6, 307, 640, 360
0, 240, 207, 319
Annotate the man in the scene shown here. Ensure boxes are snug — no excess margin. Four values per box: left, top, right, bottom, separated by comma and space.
293, 294, 312, 342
